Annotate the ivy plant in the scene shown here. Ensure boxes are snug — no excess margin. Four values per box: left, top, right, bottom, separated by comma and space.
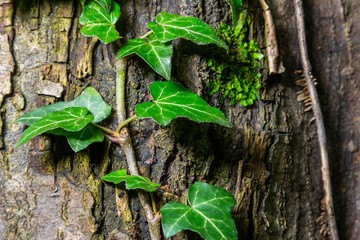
14, 1, 245, 239
15, 81, 230, 152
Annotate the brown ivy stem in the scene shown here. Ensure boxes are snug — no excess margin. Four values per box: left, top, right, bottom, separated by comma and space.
294, 0, 339, 239
116, 59, 161, 240
140, 30, 153, 39
259, 0, 283, 75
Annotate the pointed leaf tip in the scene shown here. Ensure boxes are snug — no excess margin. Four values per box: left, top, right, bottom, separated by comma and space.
226, 0, 243, 27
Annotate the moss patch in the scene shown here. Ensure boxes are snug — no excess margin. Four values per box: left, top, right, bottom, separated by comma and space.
206, 12, 263, 107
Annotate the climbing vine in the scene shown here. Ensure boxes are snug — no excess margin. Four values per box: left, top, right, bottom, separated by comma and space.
14, 0, 263, 239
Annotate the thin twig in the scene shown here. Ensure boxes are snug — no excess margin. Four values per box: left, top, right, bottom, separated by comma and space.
294, 1, 339, 239
259, 0, 284, 74
115, 60, 161, 240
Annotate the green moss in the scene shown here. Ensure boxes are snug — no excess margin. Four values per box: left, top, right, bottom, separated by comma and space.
206, 12, 263, 107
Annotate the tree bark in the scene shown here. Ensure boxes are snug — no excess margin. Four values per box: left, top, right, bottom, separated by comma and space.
0, 0, 358, 239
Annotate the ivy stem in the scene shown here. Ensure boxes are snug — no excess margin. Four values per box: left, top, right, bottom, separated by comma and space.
115, 59, 161, 240
90, 123, 120, 137
116, 115, 137, 133
150, 192, 158, 214
139, 30, 153, 39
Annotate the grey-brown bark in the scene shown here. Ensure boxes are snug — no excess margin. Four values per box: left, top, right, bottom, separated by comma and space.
0, 0, 358, 239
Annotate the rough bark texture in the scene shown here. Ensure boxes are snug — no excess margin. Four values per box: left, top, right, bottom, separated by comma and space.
0, 0, 358, 239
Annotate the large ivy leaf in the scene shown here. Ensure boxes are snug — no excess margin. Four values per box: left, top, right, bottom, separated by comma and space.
15, 87, 111, 125
17, 107, 94, 147
117, 34, 172, 80
49, 126, 104, 152
160, 182, 237, 240
147, 12, 228, 51
135, 81, 232, 127
102, 169, 160, 192
79, 0, 121, 44
226, 0, 242, 26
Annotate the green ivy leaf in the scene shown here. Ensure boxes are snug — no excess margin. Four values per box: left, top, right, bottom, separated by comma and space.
102, 169, 160, 192
226, 0, 242, 27
135, 81, 232, 127
79, 0, 121, 44
49, 126, 104, 152
95, 0, 112, 13
17, 107, 94, 147
117, 34, 172, 80
147, 12, 228, 51
161, 182, 237, 240
15, 87, 111, 125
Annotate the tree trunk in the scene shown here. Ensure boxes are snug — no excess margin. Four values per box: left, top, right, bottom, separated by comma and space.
0, 0, 358, 239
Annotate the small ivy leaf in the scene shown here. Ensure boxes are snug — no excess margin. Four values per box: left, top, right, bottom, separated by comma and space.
49, 126, 104, 152
79, 0, 121, 44
17, 107, 94, 147
147, 12, 228, 51
15, 87, 111, 125
117, 34, 172, 80
226, 0, 242, 27
160, 182, 237, 240
95, 0, 112, 13
135, 81, 232, 127
102, 169, 161, 192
